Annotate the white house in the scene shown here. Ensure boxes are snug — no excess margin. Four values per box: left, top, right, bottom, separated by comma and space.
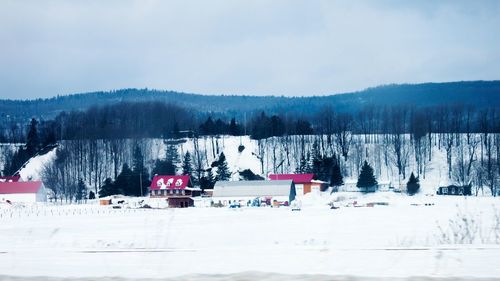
0, 181, 47, 203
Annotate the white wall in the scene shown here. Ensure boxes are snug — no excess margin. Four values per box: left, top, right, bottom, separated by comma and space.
295, 184, 304, 196
1, 193, 37, 203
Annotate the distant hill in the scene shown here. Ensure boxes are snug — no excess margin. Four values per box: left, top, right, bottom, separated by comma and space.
1, 80, 499, 122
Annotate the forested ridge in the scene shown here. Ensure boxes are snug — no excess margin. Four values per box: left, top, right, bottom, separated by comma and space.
1, 80, 500, 201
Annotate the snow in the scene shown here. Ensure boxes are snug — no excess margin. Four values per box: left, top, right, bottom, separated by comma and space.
18, 148, 56, 181
11, 134, 496, 197
0, 194, 499, 279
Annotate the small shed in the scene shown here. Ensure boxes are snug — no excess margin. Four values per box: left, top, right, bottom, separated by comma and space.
0, 181, 47, 203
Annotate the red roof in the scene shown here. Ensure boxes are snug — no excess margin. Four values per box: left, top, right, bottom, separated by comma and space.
269, 174, 315, 184
0, 181, 43, 194
150, 175, 191, 190
0, 176, 21, 183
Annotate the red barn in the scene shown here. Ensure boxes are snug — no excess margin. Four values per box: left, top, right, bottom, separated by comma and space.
0, 181, 47, 203
149, 175, 201, 208
269, 174, 327, 195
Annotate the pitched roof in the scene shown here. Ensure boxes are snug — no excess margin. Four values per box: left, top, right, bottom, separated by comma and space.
213, 180, 293, 197
269, 174, 315, 184
0, 181, 43, 194
0, 176, 21, 183
150, 175, 191, 190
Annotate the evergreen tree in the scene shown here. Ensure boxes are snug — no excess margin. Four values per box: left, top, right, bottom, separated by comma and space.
132, 145, 145, 171
296, 154, 308, 174
113, 164, 132, 195
152, 159, 176, 176
331, 162, 344, 187
229, 118, 241, 136
216, 152, 231, 181
89, 190, 96, 200
26, 118, 40, 156
357, 161, 377, 191
3, 118, 41, 175
200, 168, 215, 190
182, 151, 193, 176
311, 141, 322, 176
406, 172, 420, 195
165, 144, 180, 173
305, 152, 313, 173
99, 178, 121, 197
75, 178, 87, 202
130, 145, 150, 196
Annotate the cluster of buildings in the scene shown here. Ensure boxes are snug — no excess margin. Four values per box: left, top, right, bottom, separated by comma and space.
1, 172, 476, 206
148, 173, 328, 208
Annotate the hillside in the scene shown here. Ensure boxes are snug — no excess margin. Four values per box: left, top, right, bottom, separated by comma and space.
17, 134, 479, 196
1, 80, 499, 122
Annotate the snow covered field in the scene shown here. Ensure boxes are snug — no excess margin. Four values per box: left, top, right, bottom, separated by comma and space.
1, 193, 499, 280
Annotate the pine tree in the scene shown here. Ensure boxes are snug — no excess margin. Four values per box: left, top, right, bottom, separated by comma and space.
3, 118, 40, 175
229, 118, 240, 136
406, 172, 420, 195
330, 162, 344, 187
216, 152, 231, 181
75, 178, 87, 202
357, 161, 377, 191
26, 118, 40, 157
296, 154, 308, 174
130, 145, 150, 196
200, 169, 215, 190
89, 190, 96, 200
182, 151, 193, 176
114, 164, 132, 195
311, 141, 322, 177
152, 159, 176, 176
165, 144, 180, 173
99, 178, 121, 197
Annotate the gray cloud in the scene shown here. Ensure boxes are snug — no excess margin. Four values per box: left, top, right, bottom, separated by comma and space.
0, 0, 499, 99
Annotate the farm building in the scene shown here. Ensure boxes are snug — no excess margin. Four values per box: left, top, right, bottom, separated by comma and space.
269, 174, 327, 195
0, 176, 21, 183
213, 180, 296, 205
0, 181, 47, 203
149, 175, 201, 208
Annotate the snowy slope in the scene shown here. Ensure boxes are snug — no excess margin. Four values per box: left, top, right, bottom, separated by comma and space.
15, 134, 484, 195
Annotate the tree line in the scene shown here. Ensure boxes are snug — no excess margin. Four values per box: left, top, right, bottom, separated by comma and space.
1, 100, 500, 200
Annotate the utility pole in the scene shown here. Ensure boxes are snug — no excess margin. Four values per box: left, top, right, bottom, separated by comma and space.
140, 172, 143, 196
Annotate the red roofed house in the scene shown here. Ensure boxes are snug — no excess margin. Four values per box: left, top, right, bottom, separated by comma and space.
149, 175, 201, 208
269, 174, 328, 196
0, 176, 21, 183
0, 181, 47, 203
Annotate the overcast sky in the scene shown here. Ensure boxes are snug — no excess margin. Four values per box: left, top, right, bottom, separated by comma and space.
1, 0, 499, 99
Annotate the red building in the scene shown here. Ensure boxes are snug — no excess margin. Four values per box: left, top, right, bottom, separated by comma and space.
0, 181, 47, 203
269, 174, 328, 195
0, 176, 21, 183
149, 175, 201, 208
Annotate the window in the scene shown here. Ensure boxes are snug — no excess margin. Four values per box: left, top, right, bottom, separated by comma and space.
442, 187, 448, 194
